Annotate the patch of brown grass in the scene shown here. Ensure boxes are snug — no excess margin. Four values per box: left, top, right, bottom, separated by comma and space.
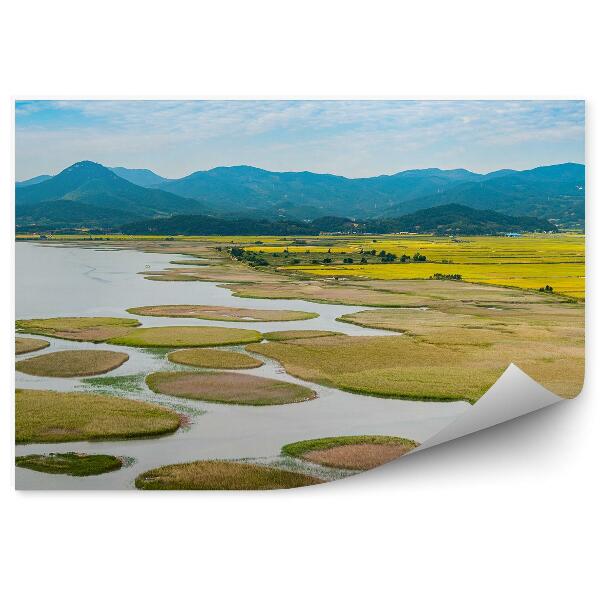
263, 330, 345, 341
225, 280, 418, 307
16, 350, 129, 377
16, 317, 141, 342
15, 337, 49, 355
167, 348, 263, 369
304, 444, 413, 470
143, 260, 286, 284
282, 435, 418, 470
146, 370, 316, 405
135, 460, 323, 490
127, 304, 317, 322
108, 326, 262, 348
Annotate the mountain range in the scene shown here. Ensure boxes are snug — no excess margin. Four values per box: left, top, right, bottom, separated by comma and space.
15, 160, 585, 230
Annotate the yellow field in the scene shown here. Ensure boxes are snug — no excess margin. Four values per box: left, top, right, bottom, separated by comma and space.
248, 234, 586, 299
246, 234, 584, 263
16, 233, 584, 299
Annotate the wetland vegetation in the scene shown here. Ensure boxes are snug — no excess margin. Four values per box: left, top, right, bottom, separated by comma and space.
15, 337, 49, 355
282, 435, 419, 470
107, 325, 262, 348
15, 453, 124, 476
14, 231, 585, 489
16, 316, 141, 342
127, 304, 318, 322
263, 329, 346, 341
135, 460, 323, 490
16, 349, 129, 377
146, 370, 316, 405
16, 388, 181, 443
167, 348, 263, 369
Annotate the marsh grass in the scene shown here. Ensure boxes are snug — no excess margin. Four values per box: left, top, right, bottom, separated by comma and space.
135, 460, 323, 490
146, 370, 316, 405
15, 317, 141, 342
107, 326, 262, 348
82, 373, 147, 394
15, 453, 124, 476
282, 435, 418, 470
238, 275, 583, 402
16, 349, 129, 377
16, 388, 181, 443
15, 337, 49, 355
336, 304, 585, 399
127, 304, 318, 322
263, 330, 345, 341
247, 336, 506, 402
167, 348, 263, 369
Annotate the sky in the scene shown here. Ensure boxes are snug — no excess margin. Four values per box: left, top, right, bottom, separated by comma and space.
15, 100, 585, 181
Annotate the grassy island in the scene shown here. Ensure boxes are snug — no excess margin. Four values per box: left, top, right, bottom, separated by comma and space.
135, 460, 323, 490
16, 388, 181, 443
146, 370, 316, 405
16, 453, 124, 476
168, 348, 263, 369
127, 304, 318, 322
282, 435, 418, 470
16, 349, 128, 377
108, 325, 262, 348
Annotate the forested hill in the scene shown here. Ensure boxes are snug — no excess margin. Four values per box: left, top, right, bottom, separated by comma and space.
118, 204, 555, 236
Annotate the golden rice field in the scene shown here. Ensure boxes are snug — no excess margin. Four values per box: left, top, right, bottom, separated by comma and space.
241, 234, 585, 299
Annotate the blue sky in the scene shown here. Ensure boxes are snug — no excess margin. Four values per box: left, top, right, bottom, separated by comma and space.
15, 100, 585, 180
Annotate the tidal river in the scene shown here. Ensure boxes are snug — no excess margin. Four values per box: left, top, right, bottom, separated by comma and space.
15, 242, 469, 489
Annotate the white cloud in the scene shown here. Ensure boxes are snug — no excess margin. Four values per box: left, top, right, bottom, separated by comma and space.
15, 100, 585, 179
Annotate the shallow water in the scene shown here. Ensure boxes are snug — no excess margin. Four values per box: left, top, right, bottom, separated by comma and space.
15, 242, 469, 489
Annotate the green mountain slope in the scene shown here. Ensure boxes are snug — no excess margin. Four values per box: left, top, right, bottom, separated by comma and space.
386, 163, 585, 226
16, 161, 202, 219
120, 204, 555, 236
16, 200, 138, 230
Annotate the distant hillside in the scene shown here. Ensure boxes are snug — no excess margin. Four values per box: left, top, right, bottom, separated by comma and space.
16, 161, 202, 220
151, 165, 488, 219
109, 166, 169, 187
120, 214, 319, 236
366, 203, 556, 235
118, 204, 554, 237
16, 200, 138, 231
16, 174, 52, 187
148, 162, 584, 225
385, 163, 585, 226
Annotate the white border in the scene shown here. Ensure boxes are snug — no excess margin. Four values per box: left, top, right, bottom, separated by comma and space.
1, 2, 597, 599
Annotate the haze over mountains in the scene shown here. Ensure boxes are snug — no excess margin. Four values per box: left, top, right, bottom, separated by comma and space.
15, 160, 585, 232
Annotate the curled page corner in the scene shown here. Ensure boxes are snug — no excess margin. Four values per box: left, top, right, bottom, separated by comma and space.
412, 363, 563, 453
